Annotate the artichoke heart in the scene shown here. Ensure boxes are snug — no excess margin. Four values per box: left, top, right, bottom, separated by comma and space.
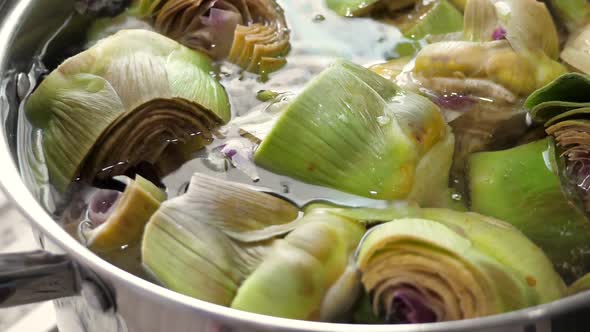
25, 30, 230, 192
87, 175, 166, 252
356, 209, 565, 323
231, 209, 365, 320
141, 173, 300, 305
255, 60, 454, 205
134, 0, 290, 74
469, 138, 590, 281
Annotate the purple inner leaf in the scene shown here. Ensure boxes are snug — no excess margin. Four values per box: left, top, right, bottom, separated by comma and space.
389, 288, 438, 324
199, 5, 243, 58
88, 189, 122, 226
492, 27, 507, 41
434, 93, 477, 111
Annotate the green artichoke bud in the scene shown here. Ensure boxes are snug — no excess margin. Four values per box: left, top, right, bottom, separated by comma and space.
561, 23, 590, 75
355, 208, 565, 322
25, 30, 231, 192
568, 273, 590, 295
255, 60, 455, 206
141, 173, 300, 305
231, 209, 365, 320
133, 0, 290, 74
86, 175, 166, 252
469, 138, 590, 281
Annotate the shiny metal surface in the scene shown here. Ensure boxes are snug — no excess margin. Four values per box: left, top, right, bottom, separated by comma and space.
0, 0, 589, 331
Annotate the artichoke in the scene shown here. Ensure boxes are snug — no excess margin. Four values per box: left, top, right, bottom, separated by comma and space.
231, 209, 365, 320
25, 30, 230, 192
142, 173, 300, 305
561, 22, 590, 75
326, 0, 464, 40
464, 0, 560, 59
254, 60, 455, 206
142, 173, 366, 320
353, 208, 565, 322
133, 0, 290, 74
86, 175, 166, 252
469, 73, 590, 281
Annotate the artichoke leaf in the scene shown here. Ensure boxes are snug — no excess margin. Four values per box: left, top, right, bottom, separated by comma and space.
25, 30, 231, 191
561, 23, 590, 76
231, 210, 365, 320
568, 273, 590, 295
87, 175, 166, 252
547, 0, 588, 32
141, 172, 299, 305
255, 60, 453, 204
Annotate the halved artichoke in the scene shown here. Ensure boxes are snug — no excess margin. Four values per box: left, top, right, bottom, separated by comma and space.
329, 207, 565, 323
25, 30, 230, 192
133, 0, 290, 74
142, 173, 300, 305
254, 60, 455, 206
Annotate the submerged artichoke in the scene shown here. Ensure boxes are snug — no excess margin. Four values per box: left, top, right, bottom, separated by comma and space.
26, 30, 230, 192
352, 208, 565, 322
142, 173, 365, 320
254, 60, 455, 206
469, 73, 590, 280
133, 0, 290, 74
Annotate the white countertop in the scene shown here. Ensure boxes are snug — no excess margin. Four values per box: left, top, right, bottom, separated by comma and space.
0, 190, 57, 332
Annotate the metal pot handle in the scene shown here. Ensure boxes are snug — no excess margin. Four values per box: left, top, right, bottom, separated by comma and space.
0, 250, 81, 307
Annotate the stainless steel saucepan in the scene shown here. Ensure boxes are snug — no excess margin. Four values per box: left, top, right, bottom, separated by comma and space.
0, 0, 589, 331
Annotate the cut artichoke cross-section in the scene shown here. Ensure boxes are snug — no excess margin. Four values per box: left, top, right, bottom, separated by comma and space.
306, 206, 565, 323
254, 60, 455, 206
134, 0, 290, 74
25, 30, 230, 192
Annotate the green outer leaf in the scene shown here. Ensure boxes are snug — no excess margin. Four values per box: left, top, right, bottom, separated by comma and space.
526, 73, 590, 123
568, 273, 590, 295
325, 0, 381, 16
468, 138, 590, 281
255, 60, 449, 201
401, 0, 464, 40
231, 210, 364, 319
26, 73, 125, 191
